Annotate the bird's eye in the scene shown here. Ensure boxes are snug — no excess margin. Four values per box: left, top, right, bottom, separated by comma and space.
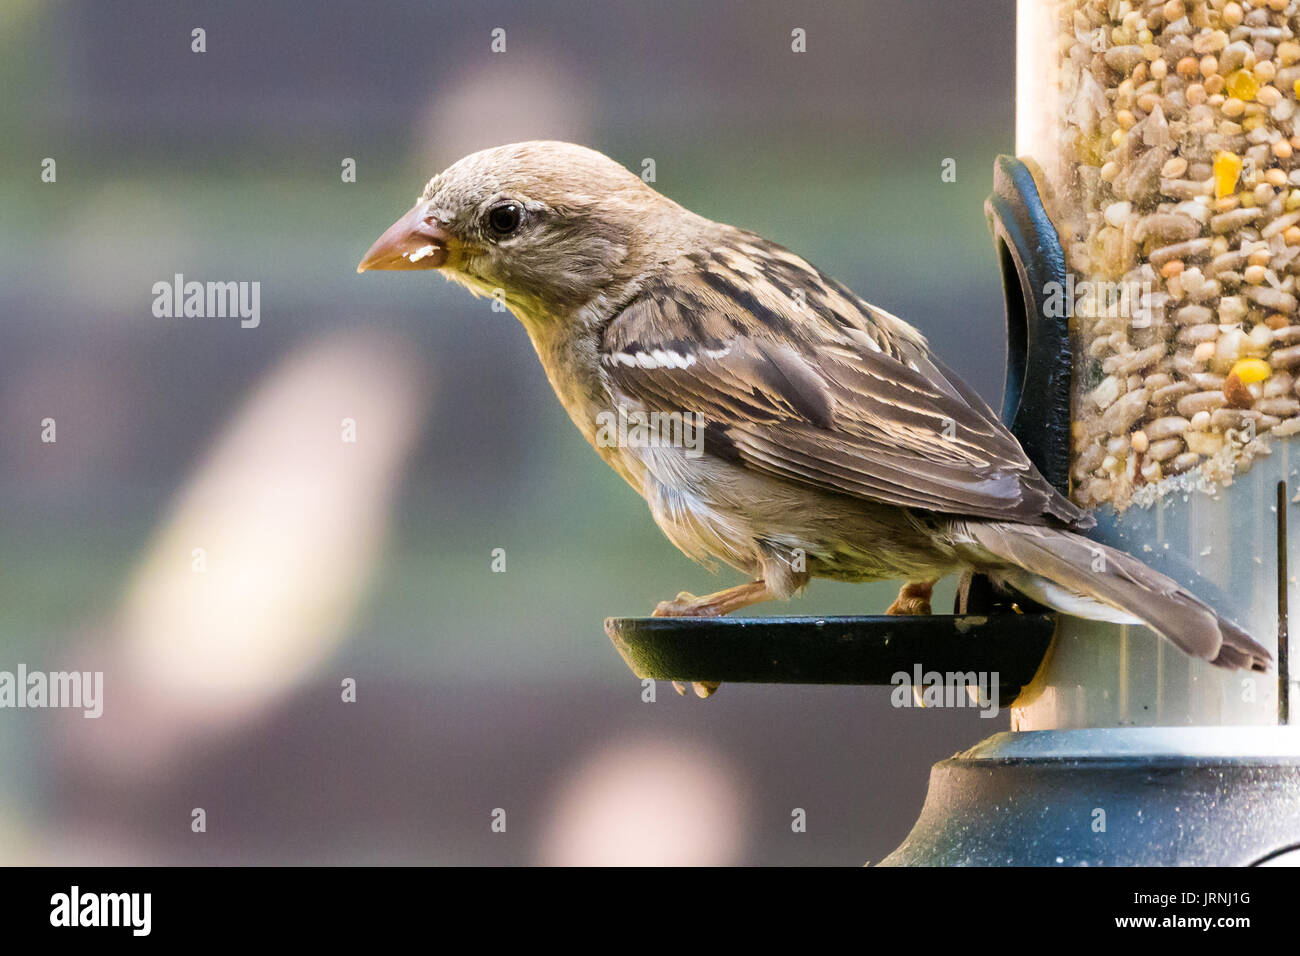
486, 201, 523, 237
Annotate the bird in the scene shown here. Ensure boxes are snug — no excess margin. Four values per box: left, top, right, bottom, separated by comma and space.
358, 140, 1271, 696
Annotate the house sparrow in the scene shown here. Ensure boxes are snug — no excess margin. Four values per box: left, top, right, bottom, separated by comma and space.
359, 141, 1270, 696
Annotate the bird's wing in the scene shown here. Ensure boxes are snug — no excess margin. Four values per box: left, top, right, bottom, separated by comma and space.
599, 258, 1088, 528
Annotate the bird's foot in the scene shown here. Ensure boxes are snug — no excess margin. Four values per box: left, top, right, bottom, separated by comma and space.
885, 580, 937, 616
885, 594, 932, 615
652, 591, 718, 618
651, 579, 772, 618
651, 581, 775, 699
654, 591, 726, 699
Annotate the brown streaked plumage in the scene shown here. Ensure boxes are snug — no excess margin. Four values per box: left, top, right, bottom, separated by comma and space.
359, 141, 1271, 695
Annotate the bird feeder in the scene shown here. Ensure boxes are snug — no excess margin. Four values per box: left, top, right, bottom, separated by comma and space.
608, 0, 1300, 865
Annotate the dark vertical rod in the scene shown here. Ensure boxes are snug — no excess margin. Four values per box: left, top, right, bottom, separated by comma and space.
1278, 480, 1290, 725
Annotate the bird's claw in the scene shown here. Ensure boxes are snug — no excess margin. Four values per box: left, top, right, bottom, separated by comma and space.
656, 593, 722, 698
652, 591, 708, 617
673, 680, 719, 698
885, 595, 933, 616
886, 580, 936, 616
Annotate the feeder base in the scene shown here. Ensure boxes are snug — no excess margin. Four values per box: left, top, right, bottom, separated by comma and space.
880, 729, 1300, 866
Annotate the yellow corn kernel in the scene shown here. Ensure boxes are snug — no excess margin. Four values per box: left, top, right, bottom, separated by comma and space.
1294, 78, 1300, 100
1214, 151, 1243, 198
1230, 357, 1272, 385
1226, 69, 1259, 101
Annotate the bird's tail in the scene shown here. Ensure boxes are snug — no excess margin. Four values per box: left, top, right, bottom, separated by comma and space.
954, 521, 1272, 672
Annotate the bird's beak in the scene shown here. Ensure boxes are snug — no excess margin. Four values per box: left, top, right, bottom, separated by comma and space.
356, 204, 452, 273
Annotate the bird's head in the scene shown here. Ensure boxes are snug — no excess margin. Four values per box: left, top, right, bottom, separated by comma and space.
358, 141, 691, 321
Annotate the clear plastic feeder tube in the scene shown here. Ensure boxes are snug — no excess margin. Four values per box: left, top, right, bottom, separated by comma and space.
1014, 0, 1300, 729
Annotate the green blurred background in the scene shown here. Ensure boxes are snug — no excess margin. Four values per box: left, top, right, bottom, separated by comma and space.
0, 0, 1020, 864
